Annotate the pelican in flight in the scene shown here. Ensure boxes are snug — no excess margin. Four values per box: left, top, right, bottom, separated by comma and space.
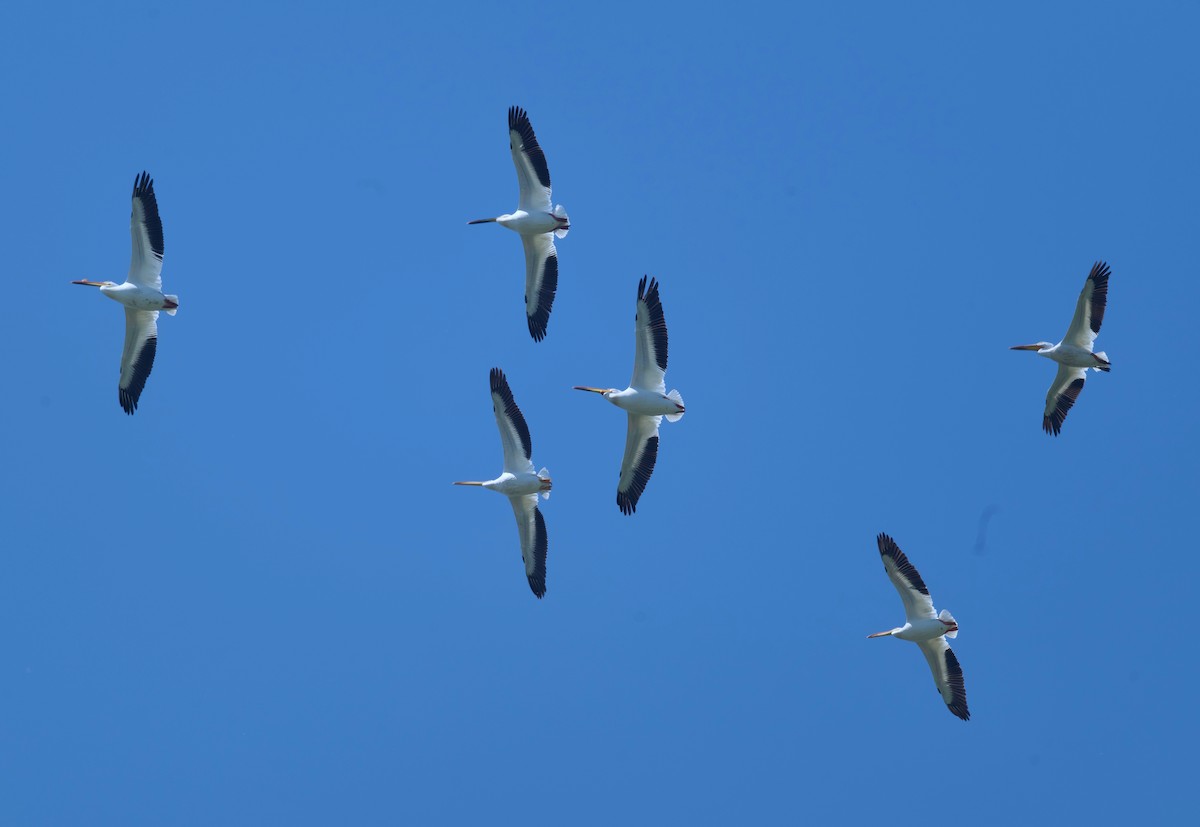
455, 368, 552, 598
469, 106, 569, 342
575, 276, 685, 515
1011, 261, 1111, 435
869, 533, 969, 721
73, 171, 179, 414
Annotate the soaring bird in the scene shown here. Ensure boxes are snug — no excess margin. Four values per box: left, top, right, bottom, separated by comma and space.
72, 172, 179, 414
868, 533, 970, 722
575, 276, 685, 515
469, 106, 570, 342
1011, 261, 1111, 435
455, 368, 552, 598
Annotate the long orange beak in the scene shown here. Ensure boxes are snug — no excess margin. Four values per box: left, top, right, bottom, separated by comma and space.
453, 481, 485, 486
573, 386, 608, 394
1009, 344, 1041, 351
866, 630, 894, 638
72, 280, 105, 287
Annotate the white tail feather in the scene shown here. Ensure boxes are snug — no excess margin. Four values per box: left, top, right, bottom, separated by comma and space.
164, 295, 180, 316
939, 608, 958, 639
665, 389, 685, 423
1092, 351, 1110, 372
552, 204, 570, 239
538, 467, 551, 500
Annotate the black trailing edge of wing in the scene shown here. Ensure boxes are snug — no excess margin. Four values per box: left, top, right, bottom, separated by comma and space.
617, 435, 659, 516
119, 335, 157, 415
132, 171, 164, 261
1086, 260, 1110, 335
876, 533, 930, 596
527, 507, 548, 599
507, 106, 551, 190
489, 367, 533, 460
637, 275, 669, 372
526, 252, 558, 342
1043, 377, 1085, 436
943, 647, 970, 721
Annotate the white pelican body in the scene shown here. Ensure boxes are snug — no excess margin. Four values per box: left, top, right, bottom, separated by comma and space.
73, 171, 179, 414
1011, 261, 1111, 435
469, 106, 569, 342
455, 368, 552, 599
575, 276, 685, 515
868, 533, 970, 721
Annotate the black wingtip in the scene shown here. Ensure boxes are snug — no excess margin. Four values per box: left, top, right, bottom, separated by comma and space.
1086, 261, 1110, 334
1043, 377, 1085, 436
133, 170, 153, 197
943, 647, 970, 721
525, 252, 558, 342
875, 532, 930, 595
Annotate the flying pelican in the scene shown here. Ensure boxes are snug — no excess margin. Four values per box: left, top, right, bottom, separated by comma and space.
455, 368, 552, 598
468, 106, 570, 342
868, 533, 969, 721
575, 276, 685, 515
73, 171, 179, 414
1011, 261, 1111, 435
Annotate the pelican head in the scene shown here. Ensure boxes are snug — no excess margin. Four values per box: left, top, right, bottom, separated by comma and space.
1010, 342, 1052, 353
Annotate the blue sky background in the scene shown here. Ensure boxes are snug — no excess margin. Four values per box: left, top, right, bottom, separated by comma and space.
1, 2, 1197, 823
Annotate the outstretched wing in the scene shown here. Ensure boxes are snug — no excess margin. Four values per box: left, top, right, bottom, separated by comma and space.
509, 106, 552, 213
521, 233, 558, 342
490, 368, 534, 474
616, 414, 661, 515
877, 533, 936, 622
1062, 261, 1110, 350
510, 493, 548, 599
1042, 364, 1087, 436
119, 309, 158, 414
918, 637, 970, 721
128, 171, 164, 290
631, 276, 669, 392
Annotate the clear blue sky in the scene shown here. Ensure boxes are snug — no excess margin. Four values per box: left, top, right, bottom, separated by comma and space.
1, 2, 1197, 824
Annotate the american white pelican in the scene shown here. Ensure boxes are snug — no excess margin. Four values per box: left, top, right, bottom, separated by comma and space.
468, 106, 569, 342
575, 276, 685, 515
73, 171, 179, 414
869, 533, 969, 721
455, 368, 552, 598
1011, 261, 1111, 435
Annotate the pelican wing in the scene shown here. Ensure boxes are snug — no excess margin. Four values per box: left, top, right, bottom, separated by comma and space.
616, 414, 661, 515
508, 106, 552, 213
631, 276, 669, 392
510, 493, 548, 599
918, 637, 970, 721
1043, 364, 1087, 436
489, 368, 534, 474
876, 533, 936, 622
1063, 261, 1110, 350
521, 234, 558, 342
119, 309, 158, 414
128, 171, 164, 290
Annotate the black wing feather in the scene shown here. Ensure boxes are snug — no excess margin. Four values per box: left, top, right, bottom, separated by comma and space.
876, 533, 930, 596
119, 335, 156, 415
527, 251, 558, 342
637, 275, 669, 373
617, 435, 658, 516
132, 171, 164, 261
1086, 261, 1110, 335
490, 367, 532, 460
527, 506, 548, 599
943, 647, 970, 721
1043, 377, 1085, 436
508, 106, 551, 190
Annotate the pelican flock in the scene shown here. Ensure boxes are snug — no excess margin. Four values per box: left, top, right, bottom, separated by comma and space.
869, 533, 969, 721
73, 171, 178, 414
1011, 261, 1111, 435
469, 106, 569, 342
575, 276, 685, 515
56, 104, 1131, 726
455, 368, 552, 599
